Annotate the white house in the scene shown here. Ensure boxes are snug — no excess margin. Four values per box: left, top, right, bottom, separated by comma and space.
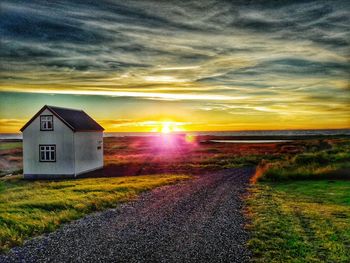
20, 105, 104, 179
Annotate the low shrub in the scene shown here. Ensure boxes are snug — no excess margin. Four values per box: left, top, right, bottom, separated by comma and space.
294, 152, 329, 165
257, 142, 350, 182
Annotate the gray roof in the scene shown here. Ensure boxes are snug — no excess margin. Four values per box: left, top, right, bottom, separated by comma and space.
21, 105, 104, 132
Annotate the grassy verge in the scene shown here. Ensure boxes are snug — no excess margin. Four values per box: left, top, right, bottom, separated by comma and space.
246, 181, 350, 263
258, 140, 350, 181
0, 174, 189, 253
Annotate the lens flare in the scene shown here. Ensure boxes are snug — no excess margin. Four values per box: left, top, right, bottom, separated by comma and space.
185, 134, 195, 143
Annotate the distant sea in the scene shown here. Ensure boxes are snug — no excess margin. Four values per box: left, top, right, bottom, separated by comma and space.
2, 129, 350, 140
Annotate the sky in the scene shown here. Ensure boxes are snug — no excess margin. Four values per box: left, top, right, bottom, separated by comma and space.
0, 0, 349, 133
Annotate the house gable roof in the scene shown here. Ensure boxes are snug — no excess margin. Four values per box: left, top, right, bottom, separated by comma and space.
20, 105, 104, 132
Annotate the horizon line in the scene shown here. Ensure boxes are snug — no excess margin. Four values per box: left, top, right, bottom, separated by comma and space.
1, 127, 350, 135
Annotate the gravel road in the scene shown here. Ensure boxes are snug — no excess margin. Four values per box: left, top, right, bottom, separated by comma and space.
1, 167, 254, 263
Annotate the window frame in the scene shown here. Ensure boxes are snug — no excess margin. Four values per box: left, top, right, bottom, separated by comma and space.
40, 115, 54, 131
39, 144, 56, 162
97, 140, 102, 150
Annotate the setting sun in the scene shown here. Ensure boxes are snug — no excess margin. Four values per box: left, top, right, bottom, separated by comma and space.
150, 121, 185, 133
161, 122, 171, 133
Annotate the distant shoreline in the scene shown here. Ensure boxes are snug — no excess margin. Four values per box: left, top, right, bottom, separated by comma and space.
1, 128, 350, 140
1, 129, 350, 143
1, 129, 350, 140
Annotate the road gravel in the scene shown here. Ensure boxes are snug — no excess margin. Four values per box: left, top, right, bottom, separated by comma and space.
0, 167, 254, 263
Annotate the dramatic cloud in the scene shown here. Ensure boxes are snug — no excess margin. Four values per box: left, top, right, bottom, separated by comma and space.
0, 0, 349, 131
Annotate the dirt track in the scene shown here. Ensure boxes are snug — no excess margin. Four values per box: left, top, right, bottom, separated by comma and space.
1, 168, 254, 263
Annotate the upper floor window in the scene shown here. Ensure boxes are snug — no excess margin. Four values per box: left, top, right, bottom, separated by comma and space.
40, 115, 53, 131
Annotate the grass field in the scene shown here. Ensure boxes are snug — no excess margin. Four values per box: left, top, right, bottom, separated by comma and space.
0, 141, 22, 177
0, 142, 21, 151
247, 138, 350, 262
1, 136, 349, 259
0, 174, 189, 253
246, 181, 350, 263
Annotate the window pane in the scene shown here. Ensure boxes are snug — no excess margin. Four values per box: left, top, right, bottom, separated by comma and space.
39, 145, 55, 161
41, 116, 53, 130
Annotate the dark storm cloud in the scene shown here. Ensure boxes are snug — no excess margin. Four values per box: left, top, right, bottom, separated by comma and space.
1, 0, 349, 72
1, 2, 113, 44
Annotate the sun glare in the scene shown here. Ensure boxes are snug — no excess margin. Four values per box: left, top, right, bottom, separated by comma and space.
161, 122, 171, 133
154, 121, 184, 133
149, 121, 186, 133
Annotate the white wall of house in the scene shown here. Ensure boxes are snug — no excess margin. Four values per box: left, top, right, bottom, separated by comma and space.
74, 132, 103, 175
23, 109, 75, 177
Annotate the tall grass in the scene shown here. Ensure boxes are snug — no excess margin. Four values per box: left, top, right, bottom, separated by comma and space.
258, 141, 350, 181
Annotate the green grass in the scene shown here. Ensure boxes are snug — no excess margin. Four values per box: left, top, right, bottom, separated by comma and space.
258, 141, 350, 181
0, 174, 189, 253
0, 142, 22, 151
247, 140, 350, 262
246, 180, 350, 263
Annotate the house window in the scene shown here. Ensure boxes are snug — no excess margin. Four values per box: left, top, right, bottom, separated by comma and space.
97, 140, 102, 150
39, 145, 56, 162
40, 115, 53, 131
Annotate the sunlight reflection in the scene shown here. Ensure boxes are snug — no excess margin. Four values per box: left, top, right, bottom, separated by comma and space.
154, 133, 197, 149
